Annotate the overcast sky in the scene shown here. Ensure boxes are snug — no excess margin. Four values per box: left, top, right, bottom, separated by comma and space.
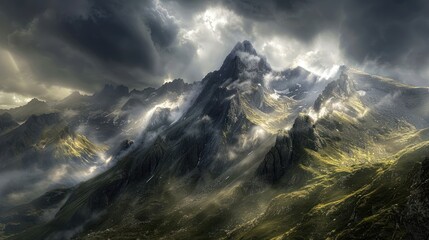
0, 0, 428, 108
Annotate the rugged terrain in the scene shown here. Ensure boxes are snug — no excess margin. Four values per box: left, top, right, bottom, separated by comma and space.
1, 41, 429, 239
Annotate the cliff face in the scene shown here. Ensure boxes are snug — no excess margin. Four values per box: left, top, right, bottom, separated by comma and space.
258, 134, 293, 183
258, 114, 323, 183
314, 72, 355, 112
402, 157, 429, 239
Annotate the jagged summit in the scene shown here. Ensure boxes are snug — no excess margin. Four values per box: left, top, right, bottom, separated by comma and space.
231, 40, 258, 55
313, 71, 356, 112
0, 97, 52, 122
219, 40, 271, 78
28, 98, 45, 104
55, 90, 89, 110
158, 78, 191, 94
68, 91, 82, 97
60, 91, 83, 103
290, 114, 322, 151
22, 98, 49, 109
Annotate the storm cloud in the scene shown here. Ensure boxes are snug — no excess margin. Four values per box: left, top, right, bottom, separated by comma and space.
0, 0, 196, 103
0, 0, 428, 107
228, 0, 429, 85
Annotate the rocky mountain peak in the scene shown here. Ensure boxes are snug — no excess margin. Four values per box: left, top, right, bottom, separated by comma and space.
158, 78, 190, 94
68, 91, 82, 98
313, 71, 356, 112
28, 98, 44, 104
231, 40, 258, 55
337, 72, 354, 94
25, 98, 48, 108
60, 91, 83, 103
219, 40, 271, 80
0, 98, 52, 122
290, 114, 322, 151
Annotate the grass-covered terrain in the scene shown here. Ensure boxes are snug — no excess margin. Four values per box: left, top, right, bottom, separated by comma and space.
3, 49, 429, 239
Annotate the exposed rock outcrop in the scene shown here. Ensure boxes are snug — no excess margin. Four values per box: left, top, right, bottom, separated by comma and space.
314, 72, 355, 112
290, 114, 323, 151
258, 114, 322, 183
402, 157, 429, 239
257, 134, 293, 183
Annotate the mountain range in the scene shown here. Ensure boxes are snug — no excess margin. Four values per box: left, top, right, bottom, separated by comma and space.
1, 41, 429, 239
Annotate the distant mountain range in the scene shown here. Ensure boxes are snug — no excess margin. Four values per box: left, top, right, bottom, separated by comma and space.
0, 98, 53, 122
1, 41, 429, 240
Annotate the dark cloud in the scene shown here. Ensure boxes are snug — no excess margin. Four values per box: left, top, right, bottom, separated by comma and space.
58, 2, 159, 70
225, 0, 341, 41
220, 0, 429, 85
340, 0, 429, 68
0, 0, 428, 106
0, 0, 196, 97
